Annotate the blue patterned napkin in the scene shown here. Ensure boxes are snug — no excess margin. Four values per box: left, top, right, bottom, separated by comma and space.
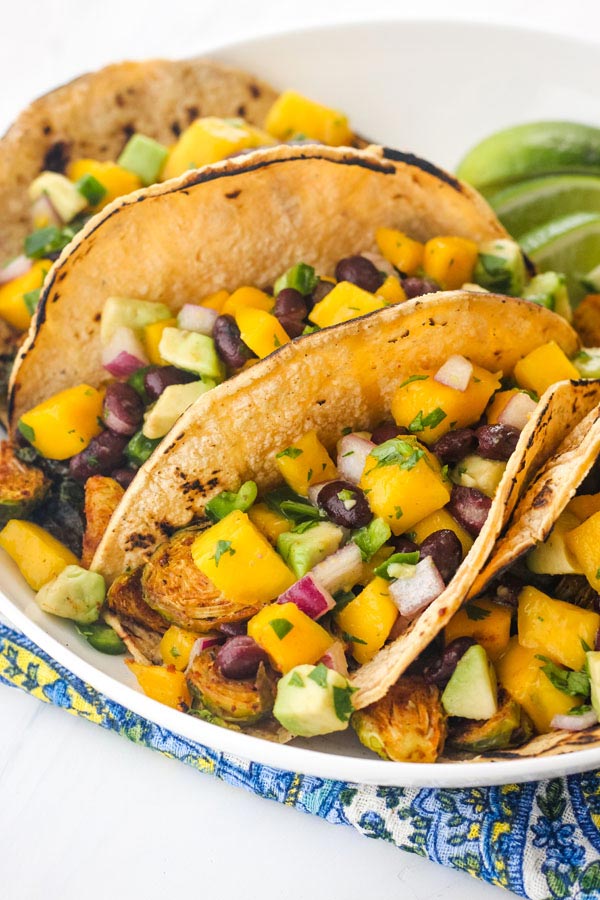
2, 621, 600, 899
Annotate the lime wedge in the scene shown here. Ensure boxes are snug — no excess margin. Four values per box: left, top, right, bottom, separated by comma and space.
488, 175, 600, 239
520, 212, 600, 304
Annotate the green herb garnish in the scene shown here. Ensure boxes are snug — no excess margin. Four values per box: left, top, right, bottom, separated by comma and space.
465, 603, 491, 621
536, 656, 590, 698
374, 551, 420, 579
370, 438, 425, 471
213, 540, 236, 566
276, 446, 303, 459
308, 663, 329, 688
75, 173, 107, 206
270, 618, 294, 640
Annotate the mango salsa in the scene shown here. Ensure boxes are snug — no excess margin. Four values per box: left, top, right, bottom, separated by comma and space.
375, 228, 424, 275
275, 430, 338, 497
565, 511, 600, 592
486, 389, 520, 425
248, 602, 332, 673
445, 598, 512, 661
143, 317, 177, 365
309, 281, 385, 328
19, 384, 104, 460
334, 576, 398, 664
265, 90, 352, 146
67, 159, 142, 209
517, 585, 600, 671
377, 275, 407, 305
0, 520, 78, 590
160, 625, 200, 671
391, 364, 501, 444
200, 289, 229, 312
222, 286, 273, 317
513, 341, 579, 396
0, 259, 52, 330
422, 236, 479, 289
191, 510, 295, 606
248, 502, 291, 544
235, 307, 290, 358
411, 508, 473, 556
162, 117, 259, 180
126, 660, 191, 709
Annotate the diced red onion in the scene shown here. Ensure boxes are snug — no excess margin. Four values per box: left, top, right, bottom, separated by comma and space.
434, 355, 473, 392
310, 542, 363, 594
102, 326, 149, 377
337, 433, 375, 484
389, 556, 445, 619
551, 709, 598, 731
177, 303, 219, 335
0, 254, 32, 285
31, 193, 62, 227
498, 392, 537, 431
361, 250, 395, 278
186, 633, 224, 671
277, 574, 335, 619
307, 480, 336, 506
320, 641, 349, 676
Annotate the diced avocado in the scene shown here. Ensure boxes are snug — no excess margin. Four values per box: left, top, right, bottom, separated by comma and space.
101, 297, 172, 345
125, 429, 161, 467
587, 651, 600, 718
574, 349, 600, 378
117, 134, 169, 186
447, 688, 533, 752
0, 442, 49, 526
523, 271, 572, 321
158, 327, 225, 381
451, 454, 506, 499
473, 239, 526, 296
76, 622, 126, 655
273, 663, 354, 737
35, 565, 105, 625
527, 511, 583, 575
274, 262, 318, 296
28, 171, 88, 223
581, 262, 600, 293
277, 521, 344, 578
441, 643, 498, 720
142, 379, 213, 439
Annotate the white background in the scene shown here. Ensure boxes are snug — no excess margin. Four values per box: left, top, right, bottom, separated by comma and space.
1, 2, 598, 898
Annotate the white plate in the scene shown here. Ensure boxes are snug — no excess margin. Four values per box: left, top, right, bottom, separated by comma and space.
2, 20, 600, 788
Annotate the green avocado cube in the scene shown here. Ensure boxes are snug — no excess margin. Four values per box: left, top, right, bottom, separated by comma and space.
118, 134, 169, 186
277, 521, 343, 579
441, 644, 498, 720
158, 327, 225, 381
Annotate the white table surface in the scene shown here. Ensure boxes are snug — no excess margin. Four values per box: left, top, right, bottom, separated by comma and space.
1, 2, 598, 897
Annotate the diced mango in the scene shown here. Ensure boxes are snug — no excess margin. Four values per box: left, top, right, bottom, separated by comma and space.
265, 90, 352, 146
161, 117, 257, 180
567, 494, 600, 522
565, 511, 600, 592
275, 430, 338, 497
391, 364, 501, 444
0, 259, 52, 330
518, 585, 600, 671
143, 316, 177, 365
235, 307, 290, 358
422, 236, 479, 290
309, 281, 385, 328
0, 520, 78, 590
334, 577, 398, 664
375, 228, 424, 275
191, 510, 294, 606
359, 438, 450, 535
248, 502, 291, 544
248, 602, 333, 673
200, 289, 229, 312
67, 159, 142, 209
377, 275, 407, 305
411, 508, 473, 556
222, 286, 273, 317
513, 341, 579, 396
19, 384, 104, 460
126, 660, 191, 709
486, 389, 520, 425
445, 598, 512, 661
497, 637, 581, 733
159, 625, 200, 671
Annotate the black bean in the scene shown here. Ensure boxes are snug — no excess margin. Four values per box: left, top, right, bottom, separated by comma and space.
335, 255, 383, 293
419, 529, 463, 584
69, 431, 129, 482
111, 468, 136, 489
493, 578, 522, 608
476, 424, 520, 461
276, 314, 306, 339
392, 536, 420, 555
371, 422, 410, 444
274, 288, 307, 320
423, 637, 476, 687
143, 365, 196, 402
219, 620, 248, 638
213, 315, 254, 369
317, 480, 372, 529
310, 279, 335, 310
216, 636, 268, 680
103, 382, 144, 435
401, 276, 439, 299
447, 484, 492, 537
432, 428, 477, 464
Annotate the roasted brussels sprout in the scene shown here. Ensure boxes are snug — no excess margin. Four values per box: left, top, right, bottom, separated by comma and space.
351, 677, 447, 763
447, 688, 533, 753
142, 527, 262, 632
81, 475, 124, 568
0, 441, 49, 526
106, 567, 169, 634
187, 646, 276, 724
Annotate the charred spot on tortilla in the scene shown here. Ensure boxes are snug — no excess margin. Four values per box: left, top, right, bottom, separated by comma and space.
237, 104, 247, 117
171, 121, 182, 137
42, 140, 70, 174
225, 190, 241, 199
382, 148, 463, 192
122, 123, 135, 142
186, 105, 200, 122
93, 312, 101, 322
249, 83, 261, 98
126, 532, 157, 550
42, 124, 52, 136
532, 484, 553, 508
181, 476, 218, 496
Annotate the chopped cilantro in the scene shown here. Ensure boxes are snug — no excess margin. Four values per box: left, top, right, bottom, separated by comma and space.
308, 663, 329, 687
374, 551, 419, 579
394, 506, 403, 519
342, 631, 367, 646
341, 427, 352, 436
567, 704, 593, 716
24, 221, 81, 259
270, 618, 294, 640
397, 374, 429, 390
288, 671, 305, 688
23, 288, 41, 316
170, 646, 181, 659
409, 407, 447, 433
342, 451, 354, 457
17, 420, 36, 444
276, 446, 303, 459
536, 656, 590, 698
75, 173, 107, 206
307, 468, 313, 482
337, 489, 355, 502
280, 500, 321, 521
334, 589, 356, 611
370, 438, 425, 471
291, 519, 319, 534
333, 684, 356, 722
273, 334, 281, 348
465, 603, 491, 621
213, 540, 236, 566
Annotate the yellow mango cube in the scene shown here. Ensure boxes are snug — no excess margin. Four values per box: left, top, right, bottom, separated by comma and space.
567, 494, 600, 522
518, 585, 600, 671
275, 430, 338, 497
497, 637, 581, 733
265, 90, 352, 146
200, 289, 229, 312
565, 511, 600, 592
143, 317, 177, 365
248, 602, 333, 673
191, 510, 294, 606
359, 438, 450, 535
235, 307, 290, 358
411, 508, 473, 556
159, 625, 201, 671
248, 502, 291, 544
513, 341, 579, 396
0, 520, 78, 590
222, 286, 273, 317
391, 364, 501, 444
375, 228, 424, 275
126, 660, 191, 709
309, 281, 385, 328
423, 236, 479, 290
334, 577, 398, 664
68, 159, 142, 209
19, 384, 104, 460
0, 259, 52, 330
377, 275, 407, 305
445, 598, 512, 661
161, 117, 257, 180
